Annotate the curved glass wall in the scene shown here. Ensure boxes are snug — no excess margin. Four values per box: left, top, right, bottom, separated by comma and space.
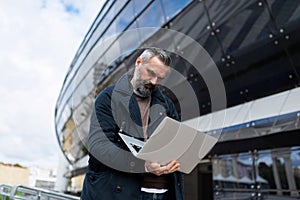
55, 0, 192, 164
55, 0, 300, 169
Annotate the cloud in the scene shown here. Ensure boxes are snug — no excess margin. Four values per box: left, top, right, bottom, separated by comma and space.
0, 0, 103, 168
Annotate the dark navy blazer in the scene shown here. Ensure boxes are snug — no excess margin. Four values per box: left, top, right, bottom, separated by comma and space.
81, 74, 184, 200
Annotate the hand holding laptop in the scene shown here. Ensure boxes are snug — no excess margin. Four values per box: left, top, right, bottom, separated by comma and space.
145, 160, 180, 176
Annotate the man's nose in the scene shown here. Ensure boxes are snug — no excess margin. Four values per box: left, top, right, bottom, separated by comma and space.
150, 77, 158, 86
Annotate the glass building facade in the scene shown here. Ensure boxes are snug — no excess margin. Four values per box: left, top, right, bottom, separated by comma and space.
55, 0, 300, 199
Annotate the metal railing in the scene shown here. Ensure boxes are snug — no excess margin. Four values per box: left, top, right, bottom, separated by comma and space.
0, 185, 80, 200
0, 185, 11, 200
214, 187, 300, 200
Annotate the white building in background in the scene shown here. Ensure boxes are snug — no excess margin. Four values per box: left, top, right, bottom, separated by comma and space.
0, 163, 29, 185
28, 166, 57, 190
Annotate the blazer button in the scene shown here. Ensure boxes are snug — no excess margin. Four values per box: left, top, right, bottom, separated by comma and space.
89, 175, 95, 181
115, 185, 122, 193
130, 161, 135, 167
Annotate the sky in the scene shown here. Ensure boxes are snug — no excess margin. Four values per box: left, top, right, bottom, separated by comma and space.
0, 0, 103, 168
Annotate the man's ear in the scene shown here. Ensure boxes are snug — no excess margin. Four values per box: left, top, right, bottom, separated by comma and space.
135, 57, 142, 67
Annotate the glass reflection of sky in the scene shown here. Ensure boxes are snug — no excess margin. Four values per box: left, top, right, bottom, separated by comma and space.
237, 154, 252, 166
137, 1, 165, 27
291, 147, 300, 168
161, 0, 192, 19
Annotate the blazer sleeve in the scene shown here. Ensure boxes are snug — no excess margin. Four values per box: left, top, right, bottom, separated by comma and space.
88, 87, 146, 173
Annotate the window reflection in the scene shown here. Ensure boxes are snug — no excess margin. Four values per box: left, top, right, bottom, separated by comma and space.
213, 153, 255, 199
205, 0, 272, 52
119, 22, 141, 55
268, 0, 300, 27
257, 148, 300, 197
213, 147, 300, 199
137, 1, 165, 29
132, 0, 151, 17
161, 0, 192, 20
104, 1, 135, 39
80, 1, 114, 54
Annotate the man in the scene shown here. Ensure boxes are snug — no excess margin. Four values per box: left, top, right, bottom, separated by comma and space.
81, 47, 184, 200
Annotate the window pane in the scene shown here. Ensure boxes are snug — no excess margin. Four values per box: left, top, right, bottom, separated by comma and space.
257, 147, 300, 198
137, 1, 166, 28
104, 1, 135, 38
213, 152, 255, 199
132, 0, 151, 16
205, 0, 273, 52
161, 0, 192, 20
119, 22, 141, 54
268, 0, 300, 28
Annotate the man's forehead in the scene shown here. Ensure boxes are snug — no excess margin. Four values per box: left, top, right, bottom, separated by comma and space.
144, 56, 169, 68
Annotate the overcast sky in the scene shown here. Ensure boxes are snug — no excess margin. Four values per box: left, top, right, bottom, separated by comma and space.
0, 0, 103, 168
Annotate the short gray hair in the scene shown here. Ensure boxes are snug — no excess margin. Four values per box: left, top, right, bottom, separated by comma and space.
140, 47, 172, 66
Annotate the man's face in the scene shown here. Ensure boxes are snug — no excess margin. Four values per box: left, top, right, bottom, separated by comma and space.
133, 56, 170, 97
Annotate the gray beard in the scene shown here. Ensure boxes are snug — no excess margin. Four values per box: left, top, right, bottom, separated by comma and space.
135, 84, 152, 97
134, 70, 154, 97
135, 76, 153, 97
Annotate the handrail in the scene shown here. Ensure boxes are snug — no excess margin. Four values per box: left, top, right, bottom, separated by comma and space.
0, 184, 12, 200
215, 187, 300, 198
217, 187, 300, 193
0, 184, 80, 200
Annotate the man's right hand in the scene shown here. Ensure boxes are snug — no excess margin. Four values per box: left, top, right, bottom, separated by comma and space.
145, 160, 180, 176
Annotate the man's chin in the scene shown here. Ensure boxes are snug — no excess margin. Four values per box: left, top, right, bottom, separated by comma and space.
141, 91, 152, 98
139, 89, 152, 97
